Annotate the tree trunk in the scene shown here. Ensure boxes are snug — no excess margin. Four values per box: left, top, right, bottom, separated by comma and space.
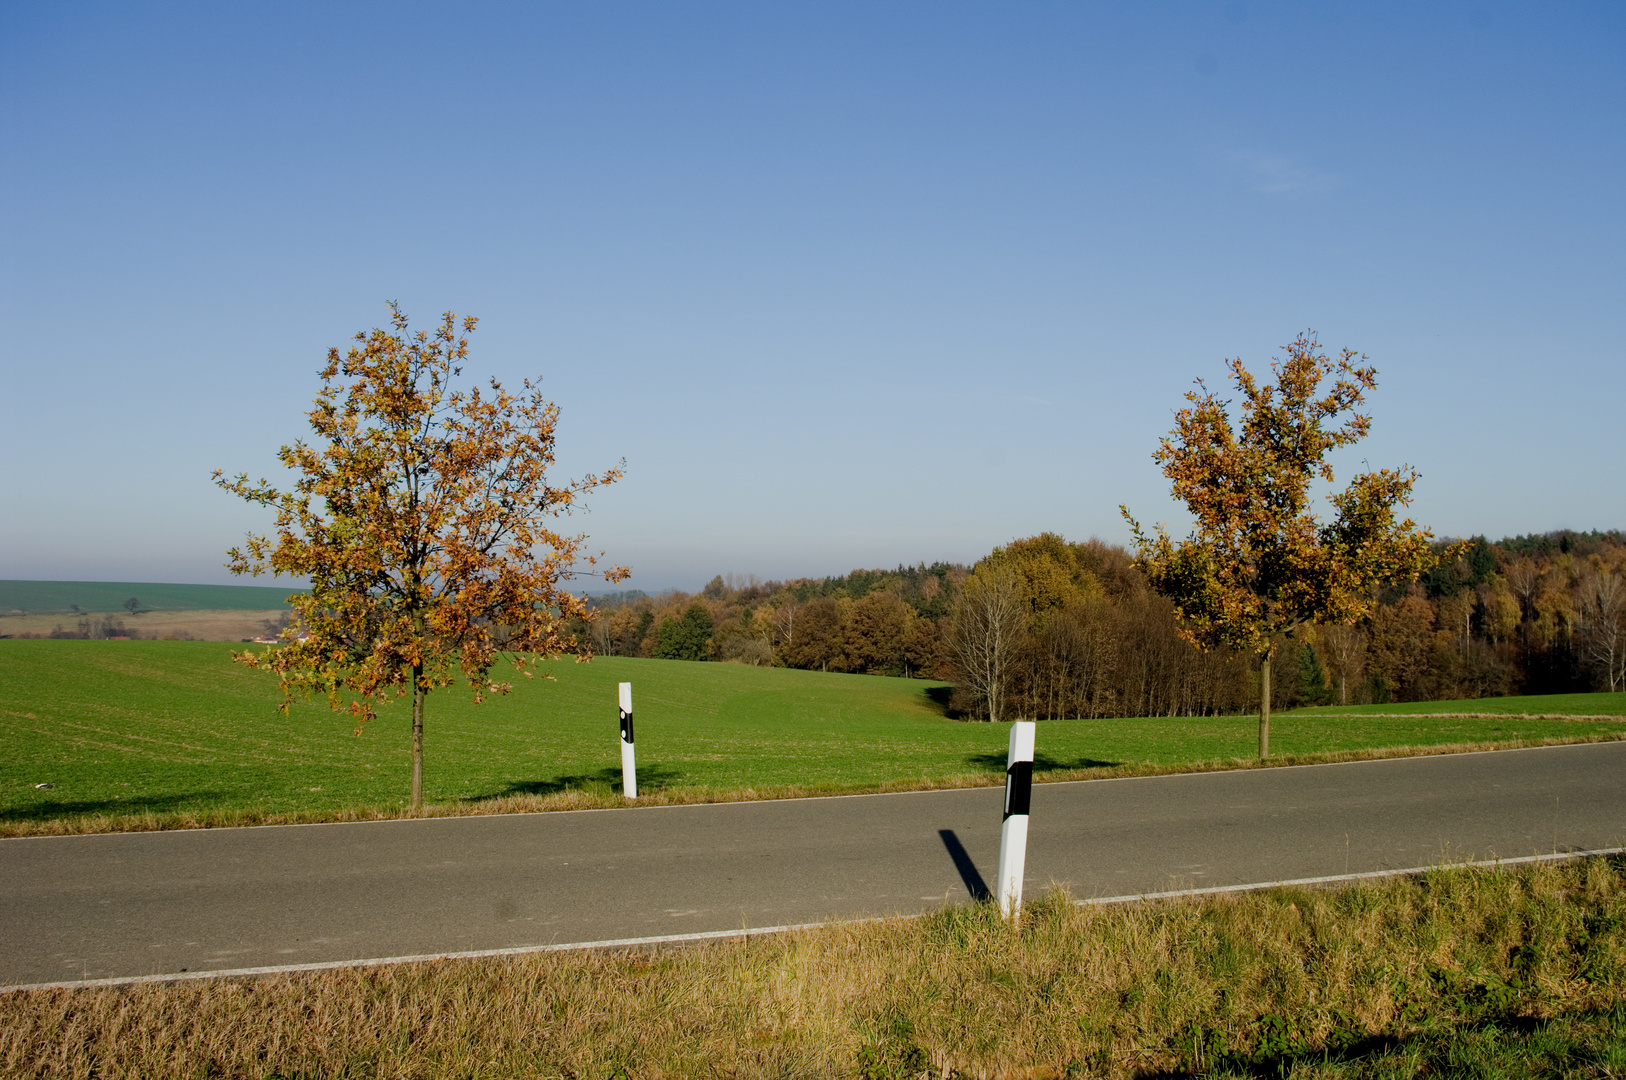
410, 663, 425, 811
1258, 652, 1271, 760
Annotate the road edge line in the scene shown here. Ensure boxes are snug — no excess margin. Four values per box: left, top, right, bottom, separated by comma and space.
0, 920, 873, 993
9, 848, 1622, 994
1078, 846, 1626, 906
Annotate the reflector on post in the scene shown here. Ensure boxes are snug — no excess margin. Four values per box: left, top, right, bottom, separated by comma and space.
995, 720, 1035, 920
618, 682, 637, 798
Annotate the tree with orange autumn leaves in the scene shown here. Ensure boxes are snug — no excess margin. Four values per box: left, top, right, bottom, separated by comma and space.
216, 304, 626, 809
1122, 332, 1439, 758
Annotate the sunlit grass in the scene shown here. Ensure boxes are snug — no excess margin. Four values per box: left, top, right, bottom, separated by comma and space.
1293, 691, 1626, 717
4, 641, 1624, 834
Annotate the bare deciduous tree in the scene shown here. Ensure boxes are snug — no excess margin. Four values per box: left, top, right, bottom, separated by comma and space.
951, 564, 1026, 722
1505, 558, 1541, 621
590, 610, 615, 657
1579, 560, 1626, 692
772, 599, 798, 666
1318, 623, 1366, 706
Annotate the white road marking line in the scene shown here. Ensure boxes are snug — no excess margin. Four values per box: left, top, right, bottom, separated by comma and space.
1080, 847, 1626, 906
8, 847, 1621, 994
3, 922, 862, 993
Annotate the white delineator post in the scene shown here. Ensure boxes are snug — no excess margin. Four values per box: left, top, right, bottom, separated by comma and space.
618, 682, 637, 799
995, 720, 1036, 920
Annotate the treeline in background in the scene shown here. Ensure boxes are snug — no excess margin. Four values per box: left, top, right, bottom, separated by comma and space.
580, 529, 1626, 718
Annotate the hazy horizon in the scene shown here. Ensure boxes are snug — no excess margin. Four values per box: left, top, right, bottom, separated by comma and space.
5, 519, 1622, 599
4, 3, 1621, 590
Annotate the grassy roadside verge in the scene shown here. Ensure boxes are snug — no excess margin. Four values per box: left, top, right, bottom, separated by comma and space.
4, 641, 1625, 837
6, 857, 1626, 1078
5, 732, 1625, 839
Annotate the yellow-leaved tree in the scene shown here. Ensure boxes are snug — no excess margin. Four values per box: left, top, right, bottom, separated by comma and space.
1121, 332, 1439, 758
215, 303, 626, 809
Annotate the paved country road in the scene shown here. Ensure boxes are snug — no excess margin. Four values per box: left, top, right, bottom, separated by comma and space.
3, 742, 1624, 989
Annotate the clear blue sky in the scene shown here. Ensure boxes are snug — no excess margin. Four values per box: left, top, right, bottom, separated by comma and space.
3, 2, 1622, 591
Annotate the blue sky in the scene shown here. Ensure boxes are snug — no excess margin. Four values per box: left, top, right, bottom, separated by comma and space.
2, 2, 1622, 591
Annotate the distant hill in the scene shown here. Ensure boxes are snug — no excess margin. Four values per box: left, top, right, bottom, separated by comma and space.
0, 581, 302, 615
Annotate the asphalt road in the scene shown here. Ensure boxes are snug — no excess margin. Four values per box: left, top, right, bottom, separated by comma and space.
4, 742, 1624, 988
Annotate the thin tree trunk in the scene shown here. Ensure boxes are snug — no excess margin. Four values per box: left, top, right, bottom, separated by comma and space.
1258, 653, 1271, 760
410, 662, 425, 811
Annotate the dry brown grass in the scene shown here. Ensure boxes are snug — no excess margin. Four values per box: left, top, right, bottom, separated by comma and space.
4, 731, 1622, 840
4, 857, 1625, 1078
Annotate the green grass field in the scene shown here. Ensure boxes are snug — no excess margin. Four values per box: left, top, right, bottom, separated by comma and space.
1294, 691, 1623, 716
0, 580, 298, 615
4, 640, 1624, 831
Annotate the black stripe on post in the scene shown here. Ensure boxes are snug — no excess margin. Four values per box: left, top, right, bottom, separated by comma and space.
617, 681, 637, 799
1003, 760, 1032, 820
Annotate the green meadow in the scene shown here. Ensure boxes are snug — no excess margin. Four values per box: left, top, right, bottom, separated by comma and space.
0, 580, 297, 615
1293, 692, 1625, 717
2, 640, 1624, 829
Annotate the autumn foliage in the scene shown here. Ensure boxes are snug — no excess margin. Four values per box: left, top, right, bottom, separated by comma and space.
216, 304, 625, 807
1122, 333, 1440, 755
577, 529, 1623, 720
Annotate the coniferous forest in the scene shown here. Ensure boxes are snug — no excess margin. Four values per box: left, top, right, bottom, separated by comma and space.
579, 529, 1626, 719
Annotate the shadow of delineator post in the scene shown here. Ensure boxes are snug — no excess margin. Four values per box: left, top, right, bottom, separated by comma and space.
938, 829, 991, 901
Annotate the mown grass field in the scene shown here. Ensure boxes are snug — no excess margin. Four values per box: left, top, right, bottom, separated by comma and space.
1294, 692, 1624, 717
3, 640, 1624, 832
5, 857, 1626, 1078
